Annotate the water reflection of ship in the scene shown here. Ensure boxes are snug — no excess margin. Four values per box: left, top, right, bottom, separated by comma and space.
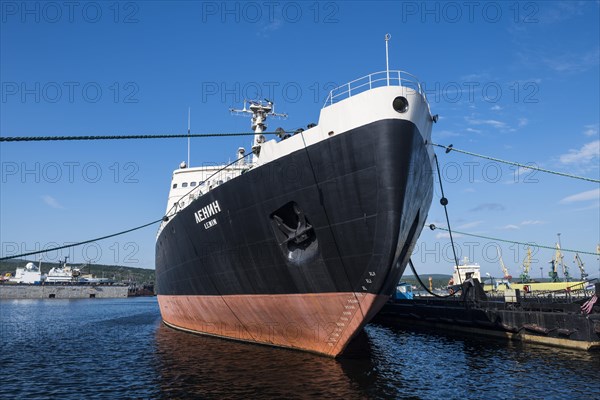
153, 323, 376, 398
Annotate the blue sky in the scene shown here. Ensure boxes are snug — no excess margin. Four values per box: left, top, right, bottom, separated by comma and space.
1, 1, 599, 280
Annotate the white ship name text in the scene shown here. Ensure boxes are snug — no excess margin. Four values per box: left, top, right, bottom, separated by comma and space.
204, 219, 218, 230
194, 200, 221, 224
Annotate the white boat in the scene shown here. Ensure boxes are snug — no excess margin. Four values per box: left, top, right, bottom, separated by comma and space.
8, 262, 42, 284
449, 257, 482, 285
45, 258, 82, 283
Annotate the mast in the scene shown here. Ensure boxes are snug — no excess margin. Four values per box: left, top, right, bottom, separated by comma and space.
230, 99, 287, 163
385, 33, 391, 86
187, 107, 191, 167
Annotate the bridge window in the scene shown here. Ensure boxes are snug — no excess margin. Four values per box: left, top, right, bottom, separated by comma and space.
182, 182, 188, 188
172, 183, 177, 189
190, 181, 196, 187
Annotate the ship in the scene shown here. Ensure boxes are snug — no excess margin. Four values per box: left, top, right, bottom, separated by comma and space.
7, 261, 42, 284
155, 40, 437, 357
448, 256, 482, 286
0, 258, 129, 299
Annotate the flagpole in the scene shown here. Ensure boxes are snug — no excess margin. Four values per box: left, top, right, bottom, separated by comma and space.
385, 33, 391, 86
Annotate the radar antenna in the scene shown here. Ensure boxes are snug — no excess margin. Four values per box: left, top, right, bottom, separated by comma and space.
230, 99, 287, 161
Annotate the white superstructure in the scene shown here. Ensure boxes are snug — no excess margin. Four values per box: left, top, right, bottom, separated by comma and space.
45, 258, 82, 283
158, 70, 436, 237
9, 262, 42, 284
451, 257, 482, 285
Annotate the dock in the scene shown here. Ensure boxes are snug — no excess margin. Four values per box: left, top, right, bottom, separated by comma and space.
373, 281, 600, 351
0, 283, 129, 299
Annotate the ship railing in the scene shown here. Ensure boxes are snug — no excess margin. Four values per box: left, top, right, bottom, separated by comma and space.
323, 70, 426, 108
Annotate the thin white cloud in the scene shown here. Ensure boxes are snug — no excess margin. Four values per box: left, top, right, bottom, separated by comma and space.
559, 188, 600, 204
583, 124, 599, 137
518, 118, 528, 127
491, 105, 502, 111
435, 130, 461, 138
537, 1, 586, 24
257, 19, 283, 37
435, 232, 464, 239
543, 47, 600, 73
460, 73, 492, 81
559, 140, 600, 165
465, 127, 482, 134
502, 166, 540, 185
457, 220, 484, 230
502, 224, 520, 230
521, 220, 546, 226
470, 203, 505, 212
42, 195, 64, 209
572, 202, 600, 212
466, 117, 507, 129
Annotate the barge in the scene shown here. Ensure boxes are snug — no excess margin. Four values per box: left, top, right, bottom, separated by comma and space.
373, 280, 600, 351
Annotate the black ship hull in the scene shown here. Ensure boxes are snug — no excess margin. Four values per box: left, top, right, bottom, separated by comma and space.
156, 118, 433, 356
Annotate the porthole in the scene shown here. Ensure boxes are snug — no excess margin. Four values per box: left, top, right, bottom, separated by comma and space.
393, 96, 409, 113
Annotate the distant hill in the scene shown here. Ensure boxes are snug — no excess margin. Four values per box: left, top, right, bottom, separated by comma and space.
0, 259, 155, 285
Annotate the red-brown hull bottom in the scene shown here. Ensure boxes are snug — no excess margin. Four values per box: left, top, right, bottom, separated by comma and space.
158, 292, 389, 357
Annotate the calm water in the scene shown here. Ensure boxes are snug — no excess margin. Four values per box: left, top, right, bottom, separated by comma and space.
1, 297, 599, 399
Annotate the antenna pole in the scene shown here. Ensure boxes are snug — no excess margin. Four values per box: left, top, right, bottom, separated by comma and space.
230, 100, 287, 163
385, 33, 391, 86
187, 107, 191, 167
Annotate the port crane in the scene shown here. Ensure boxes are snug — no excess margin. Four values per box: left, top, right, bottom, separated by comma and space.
519, 247, 532, 283
548, 243, 561, 282
497, 247, 512, 281
573, 253, 588, 281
